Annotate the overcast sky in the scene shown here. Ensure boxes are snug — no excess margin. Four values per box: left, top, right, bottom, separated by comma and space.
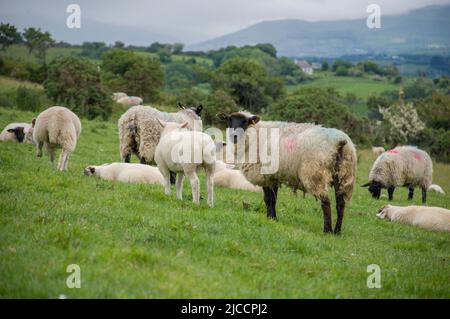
1, 0, 450, 43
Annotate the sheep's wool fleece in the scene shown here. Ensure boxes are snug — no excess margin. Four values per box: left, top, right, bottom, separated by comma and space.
369, 146, 432, 188
240, 121, 357, 201
33, 106, 81, 151
0, 122, 31, 141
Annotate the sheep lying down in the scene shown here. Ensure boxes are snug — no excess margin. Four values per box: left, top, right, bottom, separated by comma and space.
0, 122, 33, 144
214, 160, 262, 193
377, 204, 450, 232
84, 163, 164, 185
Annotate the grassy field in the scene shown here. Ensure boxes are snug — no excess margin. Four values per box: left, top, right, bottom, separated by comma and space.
0, 106, 449, 298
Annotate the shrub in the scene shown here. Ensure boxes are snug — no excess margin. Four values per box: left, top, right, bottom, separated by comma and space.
44, 56, 112, 120
16, 86, 42, 111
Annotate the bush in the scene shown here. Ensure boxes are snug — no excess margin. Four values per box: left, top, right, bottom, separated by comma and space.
44, 56, 112, 120
335, 65, 349, 76
416, 128, 450, 162
203, 89, 238, 126
16, 86, 43, 111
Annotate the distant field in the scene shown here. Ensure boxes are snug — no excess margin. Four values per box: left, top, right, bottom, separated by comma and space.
0, 106, 449, 298
0, 76, 44, 93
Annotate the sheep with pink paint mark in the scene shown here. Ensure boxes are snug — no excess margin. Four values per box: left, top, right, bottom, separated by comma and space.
362, 146, 433, 203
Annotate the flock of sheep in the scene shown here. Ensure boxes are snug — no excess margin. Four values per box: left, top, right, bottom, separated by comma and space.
1, 99, 449, 234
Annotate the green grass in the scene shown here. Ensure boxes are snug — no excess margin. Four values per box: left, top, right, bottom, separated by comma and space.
0, 76, 44, 93
0, 106, 449, 298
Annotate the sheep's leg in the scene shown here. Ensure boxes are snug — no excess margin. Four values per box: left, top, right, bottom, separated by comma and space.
159, 165, 171, 195
123, 154, 131, 163
58, 150, 68, 171
36, 142, 43, 157
408, 186, 414, 200
63, 153, 70, 171
263, 186, 278, 220
388, 186, 395, 201
205, 167, 214, 208
321, 197, 333, 233
185, 170, 200, 204
334, 194, 345, 234
170, 171, 177, 185
45, 143, 56, 167
421, 186, 427, 203
176, 173, 184, 200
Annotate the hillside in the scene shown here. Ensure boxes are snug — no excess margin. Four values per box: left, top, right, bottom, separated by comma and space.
189, 5, 450, 57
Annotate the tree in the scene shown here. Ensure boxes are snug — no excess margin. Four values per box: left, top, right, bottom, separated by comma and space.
0, 23, 22, 51
44, 57, 112, 119
114, 41, 125, 48
123, 57, 164, 102
157, 48, 172, 63
23, 27, 55, 65
321, 61, 329, 71
172, 43, 184, 54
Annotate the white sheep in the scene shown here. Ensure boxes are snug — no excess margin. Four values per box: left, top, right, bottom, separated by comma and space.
29, 106, 81, 171
372, 146, 385, 156
0, 122, 33, 144
218, 111, 357, 234
84, 163, 164, 185
154, 120, 215, 207
428, 184, 445, 195
117, 96, 143, 107
362, 146, 433, 203
377, 204, 450, 232
112, 92, 128, 101
214, 160, 262, 193
118, 103, 203, 164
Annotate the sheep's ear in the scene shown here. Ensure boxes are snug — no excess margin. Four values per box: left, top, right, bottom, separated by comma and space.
157, 118, 167, 127
31, 118, 36, 127
361, 182, 371, 187
180, 122, 189, 128
216, 113, 229, 122
7, 128, 15, 133
248, 115, 260, 125
178, 102, 185, 110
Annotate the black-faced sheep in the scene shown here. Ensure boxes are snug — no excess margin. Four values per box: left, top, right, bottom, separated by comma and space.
118, 103, 203, 165
218, 111, 357, 234
377, 204, 450, 232
29, 106, 82, 171
0, 123, 33, 144
84, 163, 163, 185
154, 120, 215, 207
362, 146, 432, 203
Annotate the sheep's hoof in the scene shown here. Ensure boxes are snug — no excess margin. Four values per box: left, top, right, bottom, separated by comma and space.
323, 228, 333, 234
333, 229, 342, 235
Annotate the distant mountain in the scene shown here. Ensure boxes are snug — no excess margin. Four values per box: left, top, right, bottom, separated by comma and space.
188, 5, 450, 57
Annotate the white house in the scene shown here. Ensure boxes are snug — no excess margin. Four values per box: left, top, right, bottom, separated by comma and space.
294, 59, 313, 75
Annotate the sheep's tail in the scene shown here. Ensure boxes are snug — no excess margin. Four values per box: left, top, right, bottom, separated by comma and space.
333, 139, 357, 201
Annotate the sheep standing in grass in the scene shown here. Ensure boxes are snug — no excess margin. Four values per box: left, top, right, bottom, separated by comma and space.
218, 111, 357, 234
30, 106, 81, 171
377, 204, 450, 232
372, 146, 385, 156
0, 123, 33, 144
118, 103, 203, 164
362, 146, 432, 203
84, 163, 163, 185
154, 120, 215, 207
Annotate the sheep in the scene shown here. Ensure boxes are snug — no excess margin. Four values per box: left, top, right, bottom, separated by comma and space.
29, 106, 81, 171
377, 204, 450, 232
118, 103, 203, 165
154, 120, 215, 207
372, 146, 385, 156
112, 92, 128, 101
217, 111, 357, 234
214, 160, 262, 193
362, 146, 433, 203
0, 122, 33, 144
428, 184, 445, 195
117, 96, 143, 107
84, 163, 163, 185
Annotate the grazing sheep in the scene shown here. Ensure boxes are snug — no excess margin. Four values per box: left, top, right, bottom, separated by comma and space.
154, 120, 215, 207
118, 103, 203, 164
84, 163, 163, 185
117, 96, 143, 107
214, 160, 262, 193
30, 106, 81, 171
217, 111, 357, 234
0, 122, 33, 144
112, 92, 128, 101
372, 146, 385, 156
428, 184, 445, 195
362, 146, 432, 203
377, 204, 450, 232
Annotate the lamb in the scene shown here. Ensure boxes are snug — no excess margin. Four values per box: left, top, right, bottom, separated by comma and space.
154, 120, 215, 207
377, 204, 450, 232
84, 163, 163, 185
112, 92, 128, 101
29, 106, 82, 171
0, 122, 33, 144
372, 146, 385, 156
214, 160, 262, 193
217, 111, 357, 234
428, 184, 445, 195
118, 103, 203, 164
362, 146, 433, 203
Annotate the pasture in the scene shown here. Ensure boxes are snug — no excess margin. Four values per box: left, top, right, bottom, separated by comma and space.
0, 106, 449, 298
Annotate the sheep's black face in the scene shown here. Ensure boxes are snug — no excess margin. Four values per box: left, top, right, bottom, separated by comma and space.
7, 127, 25, 143
368, 181, 383, 199
227, 115, 250, 144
